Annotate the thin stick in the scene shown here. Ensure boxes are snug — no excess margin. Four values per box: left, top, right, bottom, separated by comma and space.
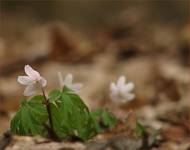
40, 84, 58, 140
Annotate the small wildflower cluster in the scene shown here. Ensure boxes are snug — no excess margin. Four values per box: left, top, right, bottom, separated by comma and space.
11, 65, 135, 141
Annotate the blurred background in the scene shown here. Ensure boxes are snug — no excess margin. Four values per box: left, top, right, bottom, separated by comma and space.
0, 0, 189, 147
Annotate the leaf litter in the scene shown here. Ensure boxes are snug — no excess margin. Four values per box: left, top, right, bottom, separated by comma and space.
0, 2, 189, 150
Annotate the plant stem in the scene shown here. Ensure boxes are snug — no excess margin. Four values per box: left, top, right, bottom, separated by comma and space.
40, 86, 58, 140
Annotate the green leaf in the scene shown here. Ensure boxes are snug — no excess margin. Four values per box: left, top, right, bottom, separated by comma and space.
90, 108, 117, 132
10, 95, 48, 136
90, 108, 103, 133
135, 121, 147, 137
102, 110, 117, 128
48, 89, 61, 102
49, 102, 69, 138
49, 89, 92, 140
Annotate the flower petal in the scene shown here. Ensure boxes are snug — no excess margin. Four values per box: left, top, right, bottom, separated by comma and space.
122, 82, 135, 92
72, 83, 83, 93
39, 77, 47, 87
64, 73, 73, 85
117, 76, 126, 88
24, 65, 40, 80
17, 76, 33, 85
23, 84, 36, 96
110, 82, 118, 93
58, 72, 64, 88
126, 93, 135, 101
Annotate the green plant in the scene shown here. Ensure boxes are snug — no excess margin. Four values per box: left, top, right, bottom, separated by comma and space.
11, 65, 117, 141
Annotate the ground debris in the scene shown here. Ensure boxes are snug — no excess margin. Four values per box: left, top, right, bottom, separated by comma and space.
0, 131, 12, 150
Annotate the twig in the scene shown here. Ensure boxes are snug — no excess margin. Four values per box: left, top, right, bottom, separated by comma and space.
40, 85, 58, 140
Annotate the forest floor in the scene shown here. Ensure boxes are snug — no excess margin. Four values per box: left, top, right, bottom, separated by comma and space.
0, 5, 189, 150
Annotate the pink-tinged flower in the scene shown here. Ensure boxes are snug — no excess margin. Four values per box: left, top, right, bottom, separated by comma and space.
110, 76, 135, 103
58, 72, 83, 93
17, 65, 47, 96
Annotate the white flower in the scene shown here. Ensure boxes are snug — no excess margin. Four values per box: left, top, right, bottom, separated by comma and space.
58, 72, 83, 93
17, 65, 47, 96
110, 76, 135, 103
